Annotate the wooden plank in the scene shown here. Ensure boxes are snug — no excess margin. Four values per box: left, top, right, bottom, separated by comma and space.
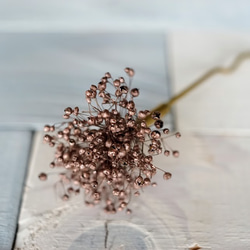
0, 1, 249, 32
0, 131, 32, 250
0, 33, 170, 129
15, 132, 250, 249
169, 31, 250, 135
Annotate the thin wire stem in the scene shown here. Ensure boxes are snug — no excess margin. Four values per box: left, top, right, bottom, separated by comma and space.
145, 51, 250, 126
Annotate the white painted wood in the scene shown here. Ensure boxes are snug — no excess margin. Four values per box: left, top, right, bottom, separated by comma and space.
0, 33, 170, 129
12, 31, 250, 249
0, 131, 32, 250
15, 132, 250, 249
0, 1, 250, 32
169, 31, 250, 135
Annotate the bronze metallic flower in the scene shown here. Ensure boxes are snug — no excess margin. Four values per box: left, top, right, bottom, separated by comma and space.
40, 68, 180, 214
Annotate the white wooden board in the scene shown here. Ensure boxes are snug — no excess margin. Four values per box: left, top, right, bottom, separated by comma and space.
0, 1, 250, 32
0, 33, 170, 129
0, 131, 32, 250
169, 31, 250, 135
15, 132, 250, 249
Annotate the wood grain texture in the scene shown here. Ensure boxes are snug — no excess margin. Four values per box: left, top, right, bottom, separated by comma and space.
15, 132, 250, 249
0, 33, 170, 129
0, 131, 32, 250
7, 30, 250, 249
169, 31, 250, 135
0, 1, 249, 32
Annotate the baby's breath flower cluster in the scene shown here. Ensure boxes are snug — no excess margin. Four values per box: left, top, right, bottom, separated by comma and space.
40, 67, 180, 214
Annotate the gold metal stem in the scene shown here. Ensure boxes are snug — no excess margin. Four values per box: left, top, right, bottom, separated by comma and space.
146, 52, 250, 126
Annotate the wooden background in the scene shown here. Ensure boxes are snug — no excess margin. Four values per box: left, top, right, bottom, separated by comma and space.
0, 1, 250, 250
